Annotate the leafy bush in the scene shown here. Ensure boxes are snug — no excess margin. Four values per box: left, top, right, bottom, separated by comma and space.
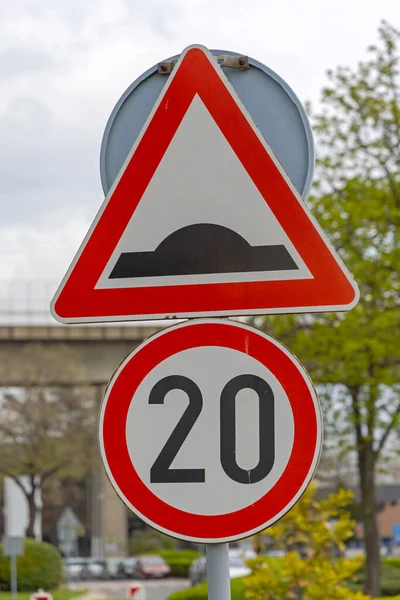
130, 529, 177, 554
247, 484, 368, 600
168, 577, 246, 600
0, 539, 62, 591
157, 549, 199, 578
168, 578, 400, 600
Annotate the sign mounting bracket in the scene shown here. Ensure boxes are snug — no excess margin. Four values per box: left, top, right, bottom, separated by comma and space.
158, 53, 249, 74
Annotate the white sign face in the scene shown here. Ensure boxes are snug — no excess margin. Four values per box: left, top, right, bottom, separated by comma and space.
96, 94, 312, 290
99, 319, 322, 543
127, 585, 146, 600
30, 592, 53, 600
126, 346, 294, 515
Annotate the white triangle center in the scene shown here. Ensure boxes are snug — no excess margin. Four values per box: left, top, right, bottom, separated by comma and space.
96, 94, 312, 289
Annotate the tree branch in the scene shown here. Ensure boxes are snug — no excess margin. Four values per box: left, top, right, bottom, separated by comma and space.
41, 459, 70, 482
377, 357, 400, 368
0, 472, 31, 499
350, 386, 364, 449
375, 399, 400, 456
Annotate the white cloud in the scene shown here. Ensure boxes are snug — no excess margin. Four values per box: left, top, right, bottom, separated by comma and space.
0, 207, 88, 279
0, 0, 399, 286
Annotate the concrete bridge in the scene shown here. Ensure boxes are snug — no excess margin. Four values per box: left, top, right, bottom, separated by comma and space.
0, 321, 164, 557
0, 324, 164, 386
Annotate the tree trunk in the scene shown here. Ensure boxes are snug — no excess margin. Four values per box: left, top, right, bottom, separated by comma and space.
25, 492, 37, 539
359, 442, 380, 597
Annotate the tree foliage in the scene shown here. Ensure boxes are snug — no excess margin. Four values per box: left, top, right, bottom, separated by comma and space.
254, 21, 400, 596
258, 19, 400, 465
129, 528, 178, 554
246, 484, 367, 600
0, 343, 97, 536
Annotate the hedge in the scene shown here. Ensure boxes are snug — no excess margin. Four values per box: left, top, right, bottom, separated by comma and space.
0, 592, 87, 600
168, 578, 400, 600
0, 539, 62, 591
168, 577, 246, 600
384, 559, 400, 570
352, 561, 400, 596
158, 550, 200, 578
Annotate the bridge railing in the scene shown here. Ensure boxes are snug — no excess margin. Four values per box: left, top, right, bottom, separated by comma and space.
0, 280, 60, 325
0, 280, 171, 328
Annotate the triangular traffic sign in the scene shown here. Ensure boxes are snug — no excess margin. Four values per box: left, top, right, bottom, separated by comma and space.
51, 45, 359, 323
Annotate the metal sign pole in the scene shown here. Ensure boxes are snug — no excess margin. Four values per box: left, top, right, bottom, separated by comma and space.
3, 537, 23, 600
65, 534, 71, 591
206, 543, 230, 600
10, 554, 18, 600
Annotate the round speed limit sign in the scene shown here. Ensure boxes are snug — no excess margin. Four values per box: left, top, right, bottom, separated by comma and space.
99, 319, 322, 543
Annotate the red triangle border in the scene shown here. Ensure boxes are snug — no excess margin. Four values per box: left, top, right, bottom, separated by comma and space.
52, 45, 359, 323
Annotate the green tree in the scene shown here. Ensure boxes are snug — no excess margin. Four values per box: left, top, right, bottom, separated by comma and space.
255, 21, 400, 596
246, 484, 367, 600
129, 528, 177, 554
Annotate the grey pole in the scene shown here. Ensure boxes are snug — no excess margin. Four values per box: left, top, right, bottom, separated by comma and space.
10, 554, 18, 600
65, 535, 71, 591
206, 543, 231, 600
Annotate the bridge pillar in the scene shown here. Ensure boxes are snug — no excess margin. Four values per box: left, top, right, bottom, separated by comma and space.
102, 470, 128, 557
93, 383, 128, 558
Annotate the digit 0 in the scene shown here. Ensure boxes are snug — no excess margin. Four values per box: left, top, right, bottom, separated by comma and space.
220, 374, 275, 484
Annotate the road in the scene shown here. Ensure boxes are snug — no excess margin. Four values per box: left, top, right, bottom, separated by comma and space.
73, 578, 190, 600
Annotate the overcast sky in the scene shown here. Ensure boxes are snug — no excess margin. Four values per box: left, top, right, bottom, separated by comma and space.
1, 0, 399, 299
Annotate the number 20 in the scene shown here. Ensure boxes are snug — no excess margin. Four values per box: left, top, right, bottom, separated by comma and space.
149, 374, 275, 485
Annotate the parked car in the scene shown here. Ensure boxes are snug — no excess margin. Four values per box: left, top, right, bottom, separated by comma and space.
63, 557, 107, 581
133, 555, 171, 579
229, 547, 257, 560
105, 557, 138, 579
63, 558, 85, 581
228, 556, 252, 579
121, 557, 138, 578
64, 556, 138, 581
104, 557, 127, 579
189, 555, 251, 586
188, 557, 206, 587
80, 558, 107, 580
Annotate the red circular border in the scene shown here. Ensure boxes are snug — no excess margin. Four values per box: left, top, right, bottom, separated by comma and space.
100, 321, 319, 540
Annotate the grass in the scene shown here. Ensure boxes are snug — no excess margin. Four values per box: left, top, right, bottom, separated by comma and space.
0, 590, 85, 600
